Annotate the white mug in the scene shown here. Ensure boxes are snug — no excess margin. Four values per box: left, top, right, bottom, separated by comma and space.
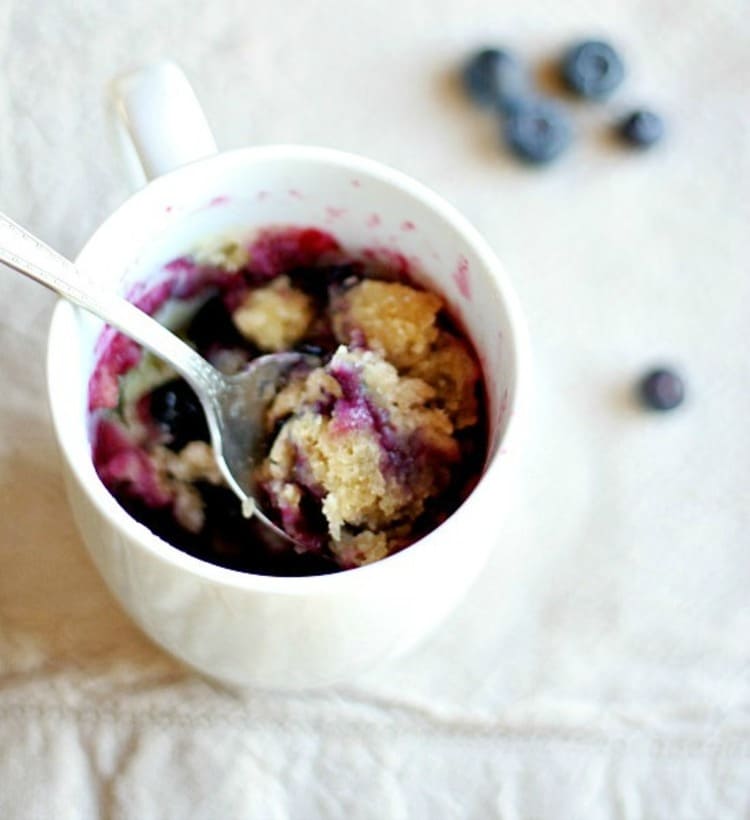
46, 61, 530, 689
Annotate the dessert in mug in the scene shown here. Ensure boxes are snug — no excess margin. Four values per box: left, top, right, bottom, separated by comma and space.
89, 226, 487, 575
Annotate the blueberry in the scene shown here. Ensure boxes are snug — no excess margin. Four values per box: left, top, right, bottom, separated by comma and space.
462, 47, 526, 111
186, 294, 247, 352
294, 342, 327, 357
149, 377, 210, 450
619, 109, 664, 148
324, 263, 363, 286
638, 368, 685, 411
289, 263, 362, 300
561, 40, 625, 99
503, 99, 572, 164
198, 482, 245, 530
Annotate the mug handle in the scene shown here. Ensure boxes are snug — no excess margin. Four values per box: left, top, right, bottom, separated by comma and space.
112, 60, 218, 183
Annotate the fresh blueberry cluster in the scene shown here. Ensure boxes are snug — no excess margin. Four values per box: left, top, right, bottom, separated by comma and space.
463, 42, 677, 411
462, 40, 664, 164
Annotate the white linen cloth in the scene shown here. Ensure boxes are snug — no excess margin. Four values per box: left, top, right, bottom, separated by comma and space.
1, 0, 749, 817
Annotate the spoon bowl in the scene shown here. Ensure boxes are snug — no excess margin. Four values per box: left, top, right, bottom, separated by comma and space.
0, 211, 303, 546
207, 351, 312, 529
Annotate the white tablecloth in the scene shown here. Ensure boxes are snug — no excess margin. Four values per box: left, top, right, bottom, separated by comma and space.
2, 1, 750, 817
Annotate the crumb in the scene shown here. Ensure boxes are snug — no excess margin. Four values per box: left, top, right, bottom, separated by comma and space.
407, 331, 480, 429
232, 275, 314, 351
331, 280, 442, 369
194, 238, 249, 272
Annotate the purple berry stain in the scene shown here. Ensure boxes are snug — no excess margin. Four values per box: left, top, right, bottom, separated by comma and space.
453, 255, 471, 301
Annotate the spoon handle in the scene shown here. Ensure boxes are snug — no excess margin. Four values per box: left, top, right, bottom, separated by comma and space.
0, 212, 224, 398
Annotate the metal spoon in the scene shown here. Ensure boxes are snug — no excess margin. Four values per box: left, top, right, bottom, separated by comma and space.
0, 211, 305, 546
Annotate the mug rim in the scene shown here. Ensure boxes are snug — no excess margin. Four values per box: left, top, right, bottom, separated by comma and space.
47, 143, 530, 596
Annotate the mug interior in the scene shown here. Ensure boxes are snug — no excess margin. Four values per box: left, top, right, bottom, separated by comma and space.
48, 145, 527, 585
